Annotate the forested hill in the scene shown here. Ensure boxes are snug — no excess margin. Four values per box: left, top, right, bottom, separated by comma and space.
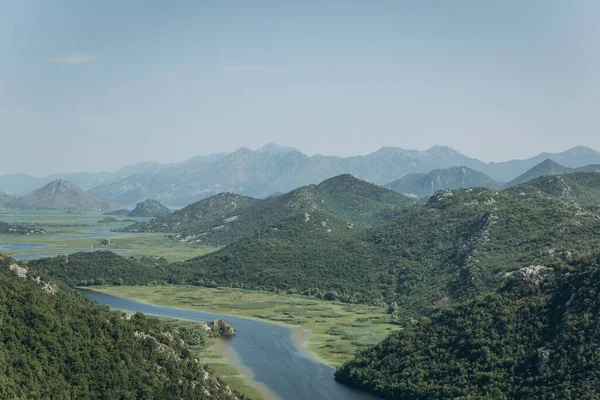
0, 254, 243, 399
509, 172, 600, 208
335, 255, 600, 399
123, 174, 415, 246
33, 176, 600, 310
38, 178, 600, 311
177, 184, 600, 309
128, 198, 171, 217
505, 159, 600, 187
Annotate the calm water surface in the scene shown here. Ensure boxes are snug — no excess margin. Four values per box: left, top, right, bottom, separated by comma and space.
82, 290, 379, 400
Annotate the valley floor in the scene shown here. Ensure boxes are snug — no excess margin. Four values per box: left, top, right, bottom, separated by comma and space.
92, 285, 399, 367
0, 211, 218, 261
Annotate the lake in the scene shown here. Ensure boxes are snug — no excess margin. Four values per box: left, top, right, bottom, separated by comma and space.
82, 289, 380, 400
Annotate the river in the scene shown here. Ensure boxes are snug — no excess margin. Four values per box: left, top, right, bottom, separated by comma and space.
82, 290, 379, 400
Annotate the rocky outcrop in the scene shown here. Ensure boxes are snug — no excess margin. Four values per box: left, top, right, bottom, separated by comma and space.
202, 320, 236, 338
5, 262, 58, 295
133, 331, 181, 360
504, 265, 553, 285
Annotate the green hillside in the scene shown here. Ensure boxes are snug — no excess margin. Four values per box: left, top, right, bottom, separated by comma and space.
0, 254, 242, 399
335, 255, 600, 399
28, 252, 172, 287
179, 186, 600, 311
123, 192, 261, 243
506, 159, 600, 187
34, 182, 600, 312
123, 174, 414, 246
510, 172, 600, 208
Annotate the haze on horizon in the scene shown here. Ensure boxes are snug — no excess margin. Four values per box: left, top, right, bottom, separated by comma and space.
1, 0, 599, 176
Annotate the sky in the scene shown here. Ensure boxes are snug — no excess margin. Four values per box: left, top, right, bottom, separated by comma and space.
1, 0, 599, 175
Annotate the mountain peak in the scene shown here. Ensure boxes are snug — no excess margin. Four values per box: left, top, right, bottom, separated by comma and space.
40, 179, 79, 193
19, 179, 120, 211
565, 145, 599, 156
257, 143, 301, 154
537, 158, 562, 167
128, 199, 171, 218
425, 145, 459, 154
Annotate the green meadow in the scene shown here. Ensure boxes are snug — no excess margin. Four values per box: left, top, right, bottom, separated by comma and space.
92, 285, 399, 367
0, 211, 217, 261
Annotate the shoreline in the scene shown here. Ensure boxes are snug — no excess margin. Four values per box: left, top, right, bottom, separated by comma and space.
83, 286, 337, 367
81, 288, 280, 400
208, 339, 278, 400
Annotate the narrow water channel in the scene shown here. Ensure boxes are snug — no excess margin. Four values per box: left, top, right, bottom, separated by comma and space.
82, 290, 380, 400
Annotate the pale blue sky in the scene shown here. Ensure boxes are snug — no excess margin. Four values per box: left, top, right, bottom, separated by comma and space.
1, 0, 599, 175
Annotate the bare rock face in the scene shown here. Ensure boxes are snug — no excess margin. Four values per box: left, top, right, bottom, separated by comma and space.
9, 264, 28, 279
504, 265, 553, 285
202, 319, 236, 338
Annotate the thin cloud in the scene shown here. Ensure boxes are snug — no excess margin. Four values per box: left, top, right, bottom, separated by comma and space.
49, 52, 99, 64
223, 65, 266, 72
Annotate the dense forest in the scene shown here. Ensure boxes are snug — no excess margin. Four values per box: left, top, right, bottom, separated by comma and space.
335, 255, 600, 399
0, 254, 243, 399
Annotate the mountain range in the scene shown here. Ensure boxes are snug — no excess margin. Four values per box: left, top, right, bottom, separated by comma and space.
2, 144, 599, 207
30, 169, 600, 398
0, 179, 121, 212
123, 174, 413, 245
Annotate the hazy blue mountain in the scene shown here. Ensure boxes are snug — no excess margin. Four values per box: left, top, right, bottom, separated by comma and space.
480, 146, 600, 182
386, 166, 498, 197
86, 146, 489, 206
0, 173, 44, 195
4, 144, 599, 207
16, 180, 122, 211
0, 190, 17, 209
257, 143, 301, 153
506, 159, 600, 187
0, 162, 162, 195
87, 153, 231, 207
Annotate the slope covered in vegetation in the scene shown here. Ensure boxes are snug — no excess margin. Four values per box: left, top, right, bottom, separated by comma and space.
335, 256, 600, 399
0, 254, 243, 399
128, 199, 172, 217
37, 179, 600, 314
509, 172, 600, 208
123, 174, 414, 246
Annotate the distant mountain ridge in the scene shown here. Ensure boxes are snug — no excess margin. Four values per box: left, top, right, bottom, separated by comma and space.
505, 159, 600, 187
6, 180, 122, 211
2, 144, 599, 207
386, 166, 498, 197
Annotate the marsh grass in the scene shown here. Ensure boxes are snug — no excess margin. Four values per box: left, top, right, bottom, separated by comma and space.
93, 285, 398, 366
0, 211, 217, 261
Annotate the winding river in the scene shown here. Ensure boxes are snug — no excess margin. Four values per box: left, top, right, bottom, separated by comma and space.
82, 290, 379, 400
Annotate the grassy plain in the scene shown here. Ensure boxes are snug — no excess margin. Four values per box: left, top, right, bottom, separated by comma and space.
92, 285, 398, 367
0, 211, 217, 261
